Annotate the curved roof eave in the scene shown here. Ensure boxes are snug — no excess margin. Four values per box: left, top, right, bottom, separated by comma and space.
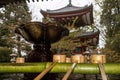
76, 29, 100, 38
41, 4, 93, 14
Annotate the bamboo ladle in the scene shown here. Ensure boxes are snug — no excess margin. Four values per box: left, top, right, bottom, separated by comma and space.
34, 62, 57, 80
62, 55, 85, 80
91, 54, 107, 80
62, 62, 77, 80
34, 54, 66, 80
98, 63, 107, 80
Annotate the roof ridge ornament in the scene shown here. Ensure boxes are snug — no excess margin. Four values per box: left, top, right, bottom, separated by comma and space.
67, 0, 72, 6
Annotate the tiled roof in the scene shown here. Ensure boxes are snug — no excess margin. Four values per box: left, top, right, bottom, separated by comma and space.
76, 29, 100, 38
41, 4, 92, 14
45, 4, 90, 13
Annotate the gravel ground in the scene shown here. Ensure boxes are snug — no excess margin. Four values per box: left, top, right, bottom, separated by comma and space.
0, 73, 120, 80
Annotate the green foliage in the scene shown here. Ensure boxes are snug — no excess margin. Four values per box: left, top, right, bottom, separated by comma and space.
106, 34, 120, 53
100, 48, 120, 62
51, 28, 98, 57
0, 25, 11, 47
0, 2, 32, 57
0, 47, 12, 62
51, 31, 82, 51
100, 0, 120, 55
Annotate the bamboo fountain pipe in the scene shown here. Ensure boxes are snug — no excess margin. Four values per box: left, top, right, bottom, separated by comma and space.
0, 63, 120, 74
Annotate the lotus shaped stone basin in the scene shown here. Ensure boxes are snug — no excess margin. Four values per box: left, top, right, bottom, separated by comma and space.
15, 22, 69, 44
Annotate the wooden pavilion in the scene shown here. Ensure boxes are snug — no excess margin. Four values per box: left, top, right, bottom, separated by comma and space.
41, 0, 100, 54
72, 28, 100, 54
41, 0, 93, 27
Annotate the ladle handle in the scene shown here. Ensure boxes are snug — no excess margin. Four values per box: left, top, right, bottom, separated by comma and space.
62, 63, 77, 80
98, 63, 107, 80
34, 62, 57, 80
